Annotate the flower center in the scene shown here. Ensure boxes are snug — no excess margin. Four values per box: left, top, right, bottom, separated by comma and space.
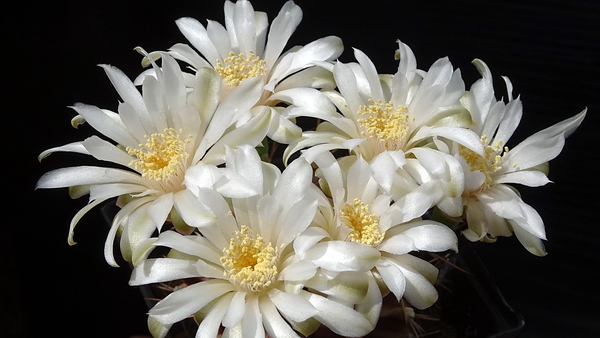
215, 51, 268, 88
221, 225, 278, 293
459, 135, 507, 191
357, 99, 410, 152
127, 128, 191, 191
340, 198, 385, 246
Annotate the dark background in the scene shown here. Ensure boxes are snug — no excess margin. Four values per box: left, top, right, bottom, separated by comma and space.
4, 0, 599, 337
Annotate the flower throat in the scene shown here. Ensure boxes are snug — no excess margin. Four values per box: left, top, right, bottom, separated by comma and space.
127, 128, 191, 190
215, 51, 268, 87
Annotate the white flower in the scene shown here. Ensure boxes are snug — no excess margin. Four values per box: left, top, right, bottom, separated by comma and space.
130, 146, 374, 338
453, 59, 586, 255
285, 42, 481, 211
142, 0, 343, 144
290, 153, 457, 321
36, 53, 270, 266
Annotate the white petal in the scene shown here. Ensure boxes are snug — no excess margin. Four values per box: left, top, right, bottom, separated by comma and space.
305, 271, 370, 305
269, 288, 317, 322
303, 241, 380, 272
36, 166, 146, 190
264, 0, 302, 68
301, 290, 374, 337
147, 192, 174, 228
503, 133, 565, 171
175, 17, 221, 67
428, 126, 484, 156
201, 107, 270, 165
70, 103, 138, 148
99, 64, 145, 113
375, 259, 406, 300
242, 296, 264, 338
259, 296, 301, 338
190, 67, 221, 130
231, 0, 257, 55
129, 258, 201, 285
293, 226, 330, 255
512, 221, 547, 256
155, 231, 222, 264
356, 274, 383, 327
494, 98, 523, 143
333, 61, 363, 113
388, 221, 458, 253
277, 198, 318, 247
279, 259, 318, 282
398, 263, 439, 310
353, 48, 384, 101
195, 293, 235, 338
104, 196, 153, 267
149, 280, 235, 325
173, 189, 218, 228
495, 170, 551, 187
272, 157, 312, 210
120, 204, 160, 262
222, 291, 247, 328
38, 141, 89, 161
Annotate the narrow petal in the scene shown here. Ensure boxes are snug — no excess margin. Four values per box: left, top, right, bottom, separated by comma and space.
264, 0, 302, 68
38, 141, 89, 161
398, 263, 439, 310
259, 296, 301, 338
99, 64, 145, 114
353, 48, 384, 101
512, 221, 547, 256
222, 291, 247, 328
154, 231, 222, 264
175, 17, 221, 67
195, 293, 235, 338
129, 258, 202, 285
272, 157, 313, 210
149, 280, 235, 325
70, 103, 138, 148
495, 170, 551, 187
82, 136, 133, 167
201, 106, 269, 165
104, 196, 153, 267
303, 241, 380, 272
241, 296, 264, 338
147, 192, 174, 228
120, 204, 160, 262
269, 289, 318, 322
173, 189, 218, 228
36, 166, 146, 190
375, 259, 406, 301
301, 290, 374, 337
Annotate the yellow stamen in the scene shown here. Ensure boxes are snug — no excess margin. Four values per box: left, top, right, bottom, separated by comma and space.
221, 225, 278, 293
215, 51, 268, 88
340, 198, 385, 246
127, 128, 191, 190
357, 99, 410, 152
459, 135, 507, 192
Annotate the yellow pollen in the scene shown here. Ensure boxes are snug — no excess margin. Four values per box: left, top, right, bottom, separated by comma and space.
126, 128, 191, 183
221, 225, 278, 293
215, 51, 268, 87
459, 135, 507, 191
340, 198, 385, 246
357, 99, 410, 151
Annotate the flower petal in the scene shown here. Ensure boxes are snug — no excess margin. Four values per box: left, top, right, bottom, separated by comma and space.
301, 290, 374, 337
129, 258, 202, 285
269, 288, 317, 322
149, 280, 235, 325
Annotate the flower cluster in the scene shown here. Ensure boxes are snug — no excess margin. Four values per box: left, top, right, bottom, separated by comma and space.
37, 1, 585, 337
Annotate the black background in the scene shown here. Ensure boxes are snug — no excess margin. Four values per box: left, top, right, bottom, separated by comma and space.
4, 0, 600, 337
